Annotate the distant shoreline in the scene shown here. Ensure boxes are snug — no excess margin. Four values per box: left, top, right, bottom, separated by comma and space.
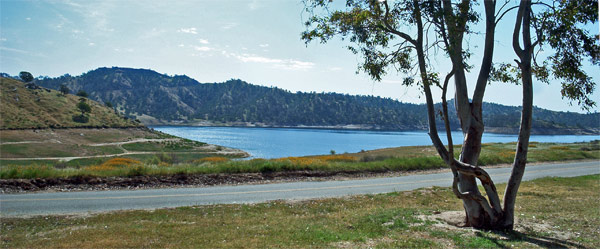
145, 121, 600, 136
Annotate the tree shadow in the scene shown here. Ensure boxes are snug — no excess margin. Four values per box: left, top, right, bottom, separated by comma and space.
474, 230, 587, 249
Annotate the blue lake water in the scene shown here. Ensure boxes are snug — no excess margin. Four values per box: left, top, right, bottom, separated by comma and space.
151, 126, 599, 159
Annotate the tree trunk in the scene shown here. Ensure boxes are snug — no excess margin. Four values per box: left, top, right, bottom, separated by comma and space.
457, 123, 487, 227
502, 0, 535, 230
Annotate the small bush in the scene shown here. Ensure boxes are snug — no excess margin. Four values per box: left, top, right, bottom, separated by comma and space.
72, 114, 89, 123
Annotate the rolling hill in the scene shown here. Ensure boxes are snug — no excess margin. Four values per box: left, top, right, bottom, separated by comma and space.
29, 67, 600, 134
0, 77, 142, 129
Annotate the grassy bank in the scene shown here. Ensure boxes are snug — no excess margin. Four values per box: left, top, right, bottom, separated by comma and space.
1, 141, 598, 179
2, 174, 598, 248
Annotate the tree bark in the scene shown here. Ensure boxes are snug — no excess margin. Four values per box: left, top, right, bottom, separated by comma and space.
502, 0, 534, 230
440, 0, 490, 228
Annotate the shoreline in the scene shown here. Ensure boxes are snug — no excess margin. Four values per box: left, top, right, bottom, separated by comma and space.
144, 121, 600, 136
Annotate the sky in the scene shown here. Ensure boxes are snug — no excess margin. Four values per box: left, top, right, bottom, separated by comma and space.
1, 0, 598, 113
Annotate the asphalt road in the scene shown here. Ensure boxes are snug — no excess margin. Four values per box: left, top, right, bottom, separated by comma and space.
1, 160, 598, 217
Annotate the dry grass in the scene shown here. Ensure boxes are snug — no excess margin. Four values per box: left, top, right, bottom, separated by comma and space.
0, 77, 141, 129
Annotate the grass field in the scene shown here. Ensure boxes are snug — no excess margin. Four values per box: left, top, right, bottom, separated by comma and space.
0, 128, 248, 178
2, 174, 598, 248
1, 140, 598, 179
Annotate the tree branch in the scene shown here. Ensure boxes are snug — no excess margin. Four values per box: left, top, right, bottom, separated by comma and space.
513, 2, 526, 58
473, 0, 497, 105
453, 159, 503, 217
381, 0, 417, 46
495, 5, 520, 25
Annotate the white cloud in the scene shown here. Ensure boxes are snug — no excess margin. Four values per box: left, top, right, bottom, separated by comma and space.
88, 42, 95, 46
178, 27, 197, 34
248, 0, 259, 10
259, 44, 269, 48
141, 28, 166, 39
0, 46, 29, 54
198, 39, 209, 44
178, 44, 185, 47
0, 38, 7, 42
25, 17, 31, 21
221, 22, 239, 30
114, 48, 134, 53
234, 53, 315, 70
328, 67, 343, 71
194, 46, 213, 52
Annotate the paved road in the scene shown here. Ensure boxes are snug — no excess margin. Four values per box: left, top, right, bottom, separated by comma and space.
1, 161, 598, 217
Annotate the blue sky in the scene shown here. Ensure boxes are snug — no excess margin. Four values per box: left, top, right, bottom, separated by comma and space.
1, 0, 598, 113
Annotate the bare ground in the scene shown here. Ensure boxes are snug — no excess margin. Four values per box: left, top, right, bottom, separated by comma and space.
419, 211, 584, 248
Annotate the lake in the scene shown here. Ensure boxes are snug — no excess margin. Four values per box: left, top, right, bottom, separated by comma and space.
151, 126, 599, 159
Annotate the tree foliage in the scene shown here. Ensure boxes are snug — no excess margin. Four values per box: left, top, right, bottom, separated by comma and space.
76, 90, 88, 98
19, 71, 33, 83
59, 84, 70, 95
77, 101, 91, 114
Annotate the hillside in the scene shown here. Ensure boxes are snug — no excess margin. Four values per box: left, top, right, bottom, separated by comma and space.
33, 67, 599, 134
0, 77, 142, 129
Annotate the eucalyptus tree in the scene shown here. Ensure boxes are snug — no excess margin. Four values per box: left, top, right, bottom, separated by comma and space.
302, 0, 598, 230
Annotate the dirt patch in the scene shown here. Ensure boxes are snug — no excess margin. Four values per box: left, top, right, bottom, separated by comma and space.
419, 211, 581, 247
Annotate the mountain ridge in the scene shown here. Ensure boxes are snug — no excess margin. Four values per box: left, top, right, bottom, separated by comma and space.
24, 67, 599, 135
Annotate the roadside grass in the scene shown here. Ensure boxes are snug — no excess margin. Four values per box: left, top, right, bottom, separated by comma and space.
1, 175, 598, 248
1, 141, 598, 179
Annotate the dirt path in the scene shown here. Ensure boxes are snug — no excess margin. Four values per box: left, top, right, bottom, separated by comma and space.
2, 150, 249, 162
0, 139, 62, 145
88, 138, 181, 147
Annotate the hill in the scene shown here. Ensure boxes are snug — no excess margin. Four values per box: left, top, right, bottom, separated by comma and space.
33, 67, 599, 134
0, 77, 142, 129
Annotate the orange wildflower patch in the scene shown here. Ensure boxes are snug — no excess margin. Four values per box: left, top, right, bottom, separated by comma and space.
87, 158, 142, 171
274, 157, 318, 166
313, 155, 357, 162
102, 158, 142, 167
196, 157, 229, 163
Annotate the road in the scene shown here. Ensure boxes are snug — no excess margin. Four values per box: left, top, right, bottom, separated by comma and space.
1, 161, 598, 217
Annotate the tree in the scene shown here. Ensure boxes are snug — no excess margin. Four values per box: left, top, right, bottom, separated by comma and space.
76, 90, 88, 98
59, 84, 70, 95
77, 101, 91, 114
73, 99, 92, 123
19, 71, 33, 83
302, 0, 597, 230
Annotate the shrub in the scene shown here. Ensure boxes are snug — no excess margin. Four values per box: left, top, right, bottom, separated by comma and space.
101, 158, 141, 167
72, 114, 89, 123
